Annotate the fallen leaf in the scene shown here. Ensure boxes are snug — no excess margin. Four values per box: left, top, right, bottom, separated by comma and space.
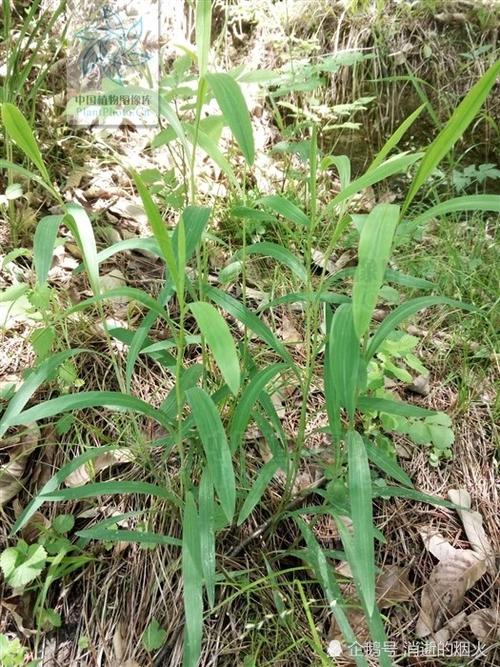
99, 269, 128, 313
0, 425, 40, 507
375, 565, 414, 608
279, 316, 302, 345
433, 610, 467, 644
468, 608, 500, 643
448, 488, 495, 574
65, 449, 132, 487
109, 197, 147, 225
311, 249, 335, 274
416, 549, 487, 637
66, 167, 88, 190
420, 528, 459, 561
408, 374, 430, 396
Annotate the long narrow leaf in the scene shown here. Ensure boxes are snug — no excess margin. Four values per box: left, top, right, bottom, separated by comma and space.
186, 387, 236, 523
189, 301, 240, 395
9, 391, 171, 430
33, 215, 63, 284
196, 0, 212, 78
203, 285, 294, 367
0, 349, 84, 437
11, 446, 140, 533
352, 203, 400, 339
206, 73, 255, 165
403, 61, 500, 212
366, 296, 473, 360
131, 170, 179, 288
229, 363, 286, 453
328, 304, 361, 422
65, 204, 100, 296
199, 470, 216, 608
347, 430, 375, 615
182, 492, 203, 667
259, 195, 309, 226
238, 458, 281, 525
1, 102, 50, 182
234, 242, 307, 282
367, 104, 425, 172
397, 194, 500, 242
357, 396, 436, 418
364, 439, 413, 487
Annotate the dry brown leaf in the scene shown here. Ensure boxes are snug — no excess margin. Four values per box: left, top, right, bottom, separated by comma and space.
468, 608, 500, 643
311, 248, 335, 274
416, 549, 487, 637
66, 167, 88, 190
375, 565, 415, 608
0, 599, 36, 637
420, 528, 460, 561
279, 316, 302, 345
109, 197, 147, 224
99, 269, 128, 313
448, 488, 495, 574
65, 449, 132, 487
0, 424, 40, 507
433, 610, 468, 644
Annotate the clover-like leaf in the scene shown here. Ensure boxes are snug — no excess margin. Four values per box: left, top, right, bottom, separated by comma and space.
142, 618, 167, 652
0, 541, 47, 588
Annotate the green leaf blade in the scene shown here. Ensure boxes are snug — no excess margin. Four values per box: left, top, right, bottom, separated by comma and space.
206, 73, 255, 165
352, 203, 400, 339
186, 387, 236, 523
347, 430, 375, 615
189, 301, 240, 395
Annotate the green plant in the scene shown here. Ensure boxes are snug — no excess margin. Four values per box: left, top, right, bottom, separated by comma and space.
1, 8, 499, 664
0, 512, 91, 640
0, 634, 32, 667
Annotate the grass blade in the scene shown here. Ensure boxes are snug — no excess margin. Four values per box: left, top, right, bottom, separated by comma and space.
297, 519, 370, 667
8, 391, 171, 430
367, 104, 425, 172
364, 439, 413, 487
196, 0, 212, 78
206, 72, 255, 165
397, 194, 500, 241
352, 203, 400, 339
199, 470, 216, 608
259, 195, 309, 226
357, 396, 436, 418
327, 153, 421, 211
0, 159, 59, 199
366, 295, 474, 360
77, 526, 181, 547
87, 237, 161, 270
327, 304, 361, 422
40, 481, 179, 503
1, 102, 50, 182
11, 446, 136, 533
131, 170, 179, 288
229, 363, 286, 453
347, 430, 375, 615
185, 124, 238, 187
234, 242, 307, 282
0, 349, 84, 437
182, 492, 203, 667
203, 285, 294, 366
238, 458, 281, 525
33, 215, 63, 285
64, 204, 100, 296
186, 387, 236, 523
403, 60, 500, 212
189, 301, 240, 395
